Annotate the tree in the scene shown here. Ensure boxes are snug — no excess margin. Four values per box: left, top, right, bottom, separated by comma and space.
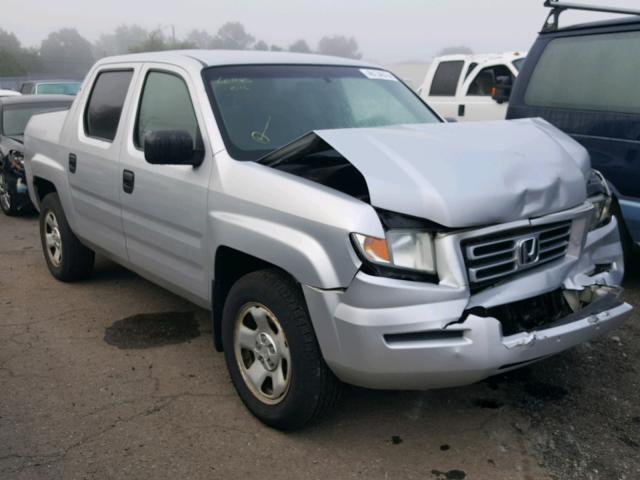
211, 22, 254, 50
0, 50, 26, 76
0, 29, 22, 54
288, 39, 311, 54
94, 25, 149, 57
435, 46, 473, 57
270, 45, 283, 52
317, 36, 361, 59
253, 40, 269, 51
128, 30, 195, 53
129, 31, 167, 53
186, 29, 215, 49
40, 28, 94, 76
0, 29, 40, 75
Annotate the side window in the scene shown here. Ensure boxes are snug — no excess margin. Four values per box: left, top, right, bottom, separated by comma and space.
84, 70, 133, 141
20, 83, 33, 94
467, 65, 513, 96
135, 71, 200, 148
429, 61, 464, 96
525, 31, 640, 113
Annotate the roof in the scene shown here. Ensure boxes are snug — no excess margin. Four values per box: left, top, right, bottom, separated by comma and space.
0, 94, 75, 106
543, 15, 640, 34
96, 49, 377, 70
432, 51, 527, 63
20, 79, 82, 84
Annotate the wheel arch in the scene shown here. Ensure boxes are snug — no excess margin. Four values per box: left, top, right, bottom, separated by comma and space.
211, 246, 304, 352
31, 176, 58, 210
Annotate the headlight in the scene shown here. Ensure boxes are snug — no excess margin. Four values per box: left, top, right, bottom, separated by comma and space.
351, 230, 437, 280
587, 170, 612, 231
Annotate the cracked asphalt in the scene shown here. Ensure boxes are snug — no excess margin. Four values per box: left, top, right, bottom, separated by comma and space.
1, 212, 639, 480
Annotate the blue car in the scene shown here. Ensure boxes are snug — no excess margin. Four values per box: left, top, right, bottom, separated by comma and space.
506, 1, 640, 260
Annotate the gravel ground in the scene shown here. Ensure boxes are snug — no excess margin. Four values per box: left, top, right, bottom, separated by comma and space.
1, 212, 638, 480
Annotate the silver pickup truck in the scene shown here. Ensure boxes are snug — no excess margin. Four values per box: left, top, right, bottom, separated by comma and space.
24, 50, 632, 430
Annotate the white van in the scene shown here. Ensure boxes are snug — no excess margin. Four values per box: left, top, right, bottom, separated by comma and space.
419, 52, 526, 121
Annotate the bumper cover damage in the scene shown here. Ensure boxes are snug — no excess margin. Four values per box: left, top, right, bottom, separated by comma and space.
302, 214, 632, 390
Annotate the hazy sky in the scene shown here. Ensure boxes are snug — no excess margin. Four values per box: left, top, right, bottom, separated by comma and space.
3, 0, 639, 63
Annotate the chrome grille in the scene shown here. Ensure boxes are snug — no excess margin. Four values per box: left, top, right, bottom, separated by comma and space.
463, 221, 572, 286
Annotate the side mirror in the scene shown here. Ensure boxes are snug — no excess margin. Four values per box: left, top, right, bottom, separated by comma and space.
144, 130, 203, 166
491, 75, 513, 105
444, 117, 458, 123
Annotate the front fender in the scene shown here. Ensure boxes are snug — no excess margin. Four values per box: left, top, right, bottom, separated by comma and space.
210, 211, 359, 288
208, 160, 385, 289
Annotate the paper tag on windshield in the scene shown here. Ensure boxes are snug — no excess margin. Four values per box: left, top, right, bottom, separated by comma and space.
360, 69, 398, 81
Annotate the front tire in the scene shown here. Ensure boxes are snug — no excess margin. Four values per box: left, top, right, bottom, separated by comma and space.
39, 193, 95, 281
222, 269, 341, 430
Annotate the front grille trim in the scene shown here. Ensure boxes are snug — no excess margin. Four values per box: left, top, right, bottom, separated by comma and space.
463, 221, 572, 286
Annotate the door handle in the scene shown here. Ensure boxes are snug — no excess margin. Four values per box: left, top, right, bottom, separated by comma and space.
123, 169, 135, 194
458, 104, 466, 117
68, 153, 77, 173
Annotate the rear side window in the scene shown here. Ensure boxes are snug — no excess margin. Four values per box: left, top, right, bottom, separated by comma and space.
135, 71, 200, 148
525, 31, 640, 114
429, 61, 464, 96
84, 70, 133, 141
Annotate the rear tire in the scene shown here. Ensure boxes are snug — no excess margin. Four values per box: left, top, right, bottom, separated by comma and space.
39, 193, 95, 281
222, 269, 341, 430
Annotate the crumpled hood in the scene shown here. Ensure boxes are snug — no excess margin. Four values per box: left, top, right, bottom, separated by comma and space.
309, 118, 590, 228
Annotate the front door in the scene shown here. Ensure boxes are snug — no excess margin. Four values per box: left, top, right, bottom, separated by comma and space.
118, 65, 212, 304
460, 63, 516, 121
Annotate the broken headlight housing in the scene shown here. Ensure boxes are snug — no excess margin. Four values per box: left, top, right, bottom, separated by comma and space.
351, 230, 437, 282
587, 169, 612, 231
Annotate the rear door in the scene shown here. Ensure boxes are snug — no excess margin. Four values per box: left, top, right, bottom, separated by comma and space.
422, 60, 466, 119
65, 66, 136, 260
460, 63, 517, 121
118, 64, 213, 304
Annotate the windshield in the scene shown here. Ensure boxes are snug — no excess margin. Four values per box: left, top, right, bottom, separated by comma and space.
512, 58, 526, 71
2, 103, 70, 136
36, 83, 81, 95
204, 65, 440, 160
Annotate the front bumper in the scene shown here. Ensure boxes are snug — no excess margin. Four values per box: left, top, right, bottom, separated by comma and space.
303, 212, 632, 390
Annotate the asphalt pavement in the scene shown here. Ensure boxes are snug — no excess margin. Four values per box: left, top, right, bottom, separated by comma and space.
1, 212, 639, 480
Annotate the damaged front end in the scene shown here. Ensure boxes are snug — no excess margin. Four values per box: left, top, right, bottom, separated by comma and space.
258, 119, 632, 389
298, 176, 631, 390
470, 285, 625, 350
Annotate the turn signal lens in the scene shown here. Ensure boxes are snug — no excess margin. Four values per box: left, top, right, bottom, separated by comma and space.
353, 234, 390, 264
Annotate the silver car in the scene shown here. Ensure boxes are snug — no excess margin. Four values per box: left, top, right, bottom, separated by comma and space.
24, 51, 632, 430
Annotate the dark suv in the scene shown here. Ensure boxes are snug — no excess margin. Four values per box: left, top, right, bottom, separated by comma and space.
507, 1, 640, 257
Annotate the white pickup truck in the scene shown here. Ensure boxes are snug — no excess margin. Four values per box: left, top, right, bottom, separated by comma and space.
24, 50, 630, 430
419, 52, 526, 121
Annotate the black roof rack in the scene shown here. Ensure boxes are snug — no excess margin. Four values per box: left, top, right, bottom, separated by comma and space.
543, 0, 640, 32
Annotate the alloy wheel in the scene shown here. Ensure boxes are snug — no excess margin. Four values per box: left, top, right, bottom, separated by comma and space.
44, 211, 63, 267
234, 302, 291, 405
